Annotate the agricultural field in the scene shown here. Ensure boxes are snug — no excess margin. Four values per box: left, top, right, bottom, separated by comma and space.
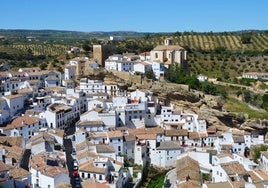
11, 44, 71, 56
135, 32, 268, 52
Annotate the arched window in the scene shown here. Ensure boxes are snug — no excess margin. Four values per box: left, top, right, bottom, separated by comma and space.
155, 53, 158, 58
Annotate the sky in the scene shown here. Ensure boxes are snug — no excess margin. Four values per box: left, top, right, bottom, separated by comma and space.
0, 0, 267, 33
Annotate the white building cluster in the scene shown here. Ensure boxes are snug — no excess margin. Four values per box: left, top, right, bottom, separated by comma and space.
1, 44, 268, 188
104, 39, 187, 80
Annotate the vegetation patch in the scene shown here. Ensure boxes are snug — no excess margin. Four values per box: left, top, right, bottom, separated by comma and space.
223, 97, 268, 119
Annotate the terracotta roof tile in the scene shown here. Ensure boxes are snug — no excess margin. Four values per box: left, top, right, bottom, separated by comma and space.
165, 129, 188, 136
79, 160, 106, 174
96, 145, 115, 153
157, 141, 181, 150
29, 152, 68, 177
177, 180, 201, 188
77, 120, 103, 127
124, 134, 136, 142
107, 130, 123, 138
176, 156, 200, 182
221, 162, 247, 175
248, 170, 262, 182
2, 116, 40, 130
0, 160, 10, 171
4, 94, 23, 99
204, 182, 233, 188
233, 136, 245, 143
136, 133, 156, 140
0, 136, 24, 147
84, 182, 109, 188
189, 132, 199, 140
9, 167, 31, 178
153, 45, 184, 51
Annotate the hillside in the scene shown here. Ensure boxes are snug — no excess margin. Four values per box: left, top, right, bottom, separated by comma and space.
0, 29, 146, 40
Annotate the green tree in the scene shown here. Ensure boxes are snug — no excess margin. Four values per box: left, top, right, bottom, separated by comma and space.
214, 46, 226, 54
242, 90, 252, 103
39, 62, 47, 70
201, 82, 217, 95
262, 93, 268, 111
82, 43, 91, 51
253, 145, 268, 163
241, 33, 252, 44
145, 70, 156, 80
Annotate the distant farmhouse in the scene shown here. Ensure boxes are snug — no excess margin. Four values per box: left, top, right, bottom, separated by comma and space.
242, 72, 268, 80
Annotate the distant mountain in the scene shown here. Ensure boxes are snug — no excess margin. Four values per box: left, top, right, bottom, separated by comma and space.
0, 29, 148, 39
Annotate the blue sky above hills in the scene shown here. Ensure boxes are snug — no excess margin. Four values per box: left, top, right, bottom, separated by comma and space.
1, 0, 267, 32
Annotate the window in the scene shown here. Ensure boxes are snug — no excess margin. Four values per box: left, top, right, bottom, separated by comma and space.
88, 173, 90, 178
155, 53, 158, 58
118, 146, 121, 151
118, 139, 120, 142
82, 172, 85, 178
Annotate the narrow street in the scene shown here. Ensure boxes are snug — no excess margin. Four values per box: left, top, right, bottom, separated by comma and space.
64, 125, 80, 187
166, 168, 177, 188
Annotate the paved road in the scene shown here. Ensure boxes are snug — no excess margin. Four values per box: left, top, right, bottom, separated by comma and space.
211, 80, 267, 94
64, 125, 81, 187
166, 168, 177, 188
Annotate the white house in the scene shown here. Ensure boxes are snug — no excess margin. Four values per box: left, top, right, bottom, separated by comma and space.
28, 131, 57, 155
139, 52, 150, 61
260, 151, 268, 172
133, 61, 152, 74
29, 152, 70, 188
0, 116, 47, 143
79, 158, 107, 182
123, 133, 136, 163
32, 95, 51, 111
0, 98, 10, 124
242, 72, 268, 80
96, 144, 116, 159
108, 130, 124, 156
62, 79, 75, 89
134, 141, 147, 166
64, 65, 76, 80
152, 61, 165, 80
3, 94, 24, 117
212, 162, 247, 183
211, 165, 228, 183
197, 74, 208, 82
150, 141, 183, 168
79, 78, 118, 96
40, 103, 75, 129
105, 54, 136, 72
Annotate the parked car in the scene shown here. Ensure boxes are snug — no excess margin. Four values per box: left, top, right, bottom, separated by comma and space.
72, 148, 76, 155
74, 176, 80, 184
73, 159, 78, 166
73, 165, 78, 170
73, 169, 79, 177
